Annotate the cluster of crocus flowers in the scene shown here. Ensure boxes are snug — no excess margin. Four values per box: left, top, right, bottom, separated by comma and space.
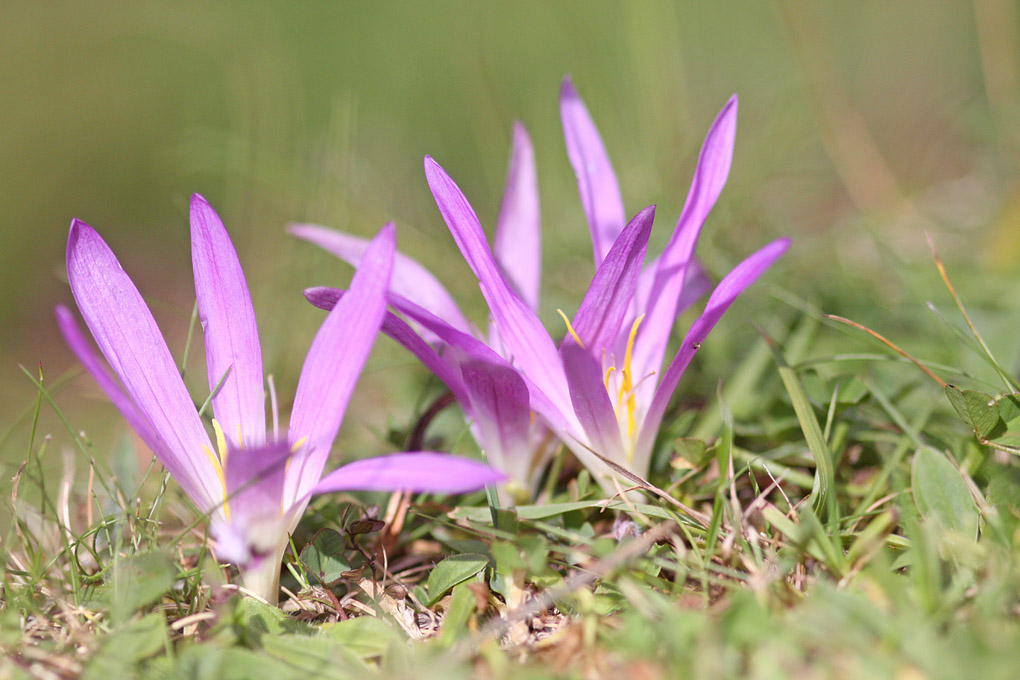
57, 195, 503, 604
297, 78, 789, 498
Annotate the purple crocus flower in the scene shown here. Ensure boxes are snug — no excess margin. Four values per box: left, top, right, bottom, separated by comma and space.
298, 79, 788, 497
293, 125, 550, 501
55, 195, 503, 603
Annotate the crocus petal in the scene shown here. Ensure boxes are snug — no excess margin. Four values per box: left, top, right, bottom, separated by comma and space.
493, 122, 541, 312
65, 220, 220, 511
460, 359, 533, 485
303, 286, 473, 411
190, 194, 265, 449
635, 237, 790, 470
285, 224, 394, 504
561, 342, 624, 464
56, 305, 167, 470
631, 96, 738, 390
311, 452, 504, 495
560, 77, 626, 264
424, 156, 570, 412
569, 205, 655, 353
289, 222, 473, 336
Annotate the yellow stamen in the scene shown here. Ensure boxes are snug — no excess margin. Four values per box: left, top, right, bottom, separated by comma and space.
209, 419, 231, 519
290, 436, 309, 454
556, 309, 585, 348
237, 424, 244, 449
202, 444, 230, 521
619, 315, 645, 453
212, 420, 228, 465
604, 366, 616, 393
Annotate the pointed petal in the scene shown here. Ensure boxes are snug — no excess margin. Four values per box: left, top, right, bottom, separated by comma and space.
560, 77, 626, 264
494, 123, 541, 311
223, 441, 290, 527
561, 342, 624, 463
65, 220, 220, 510
570, 205, 655, 353
631, 96, 739, 387
635, 238, 790, 470
56, 305, 165, 467
190, 195, 265, 448
311, 452, 504, 495
289, 222, 472, 335
424, 156, 570, 412
460, 358, 533, 486
285, 224, 394, 503
303, 286, 472, 410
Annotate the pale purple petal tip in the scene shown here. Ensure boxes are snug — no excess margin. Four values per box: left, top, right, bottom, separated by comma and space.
190, 194, 265, 449
494, 122, 541, 312
424, 156, 569, 412
560, 76, 625, 264
569, 204, 655, 353
65, 219, 220, 511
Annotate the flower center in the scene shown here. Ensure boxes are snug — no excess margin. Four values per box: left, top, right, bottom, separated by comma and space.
558, 312, 648, 463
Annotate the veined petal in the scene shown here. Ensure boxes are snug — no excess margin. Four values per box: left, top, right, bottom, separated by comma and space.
303, 285, 473, 411
561, 342, 624, 464
494, 122, 541, 312
285, 224, 394, 504
631, 96, 738, 389
190, 194, 265, 449
570, 205, 655, 353
56, 305, 167, 475
460, 359, 532, 486
424, 156, 570, 413
65, 220, 220, 511
560, 77, 626, 264
289, 222, 472, 336
635, 238, 790, 471
311, 452, 504, 495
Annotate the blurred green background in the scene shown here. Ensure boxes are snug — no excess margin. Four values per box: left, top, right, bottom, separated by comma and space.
4, 1, 1020, 464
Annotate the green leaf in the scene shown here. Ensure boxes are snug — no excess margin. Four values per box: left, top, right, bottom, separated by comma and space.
174, 645, 303, 680
987, 394, 1020, 450
427, 553, 489, 605
770, 344, 834, 517
437, 583, 477, 646
299, 529, 352, 586
672, 438, 714, 468
319, 616, 405, 659
235, 597, 310, 638
260, 634, 366, 678
107, 552, 176, 624
82, 613, 168, 679
491, 542, 526, 576
912, 446, 979, 539
945, 386, 999, 438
